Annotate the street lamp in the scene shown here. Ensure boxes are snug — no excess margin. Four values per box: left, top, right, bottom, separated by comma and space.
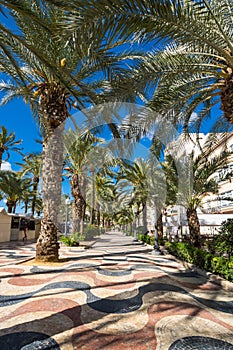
65, 197, 70, 236
152, 195, 161, 255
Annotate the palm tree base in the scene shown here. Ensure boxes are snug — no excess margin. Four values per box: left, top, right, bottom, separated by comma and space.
35, 217, 60, 262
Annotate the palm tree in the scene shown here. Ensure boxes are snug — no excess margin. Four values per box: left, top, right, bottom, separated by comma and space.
20, 187, 33, 214
95, 168, 118, 226
64, 130, 101, 234
118, 159, 148, 216
169, 135, 230, 247
16, 153, 42, 216
33, 195, 43, 218
0, 171, 31, 213
0, 2, 134, 261
0, 126, 22, 169
114, 206, 134, 232
118, 157, 166, 234
150, 136, 180, 237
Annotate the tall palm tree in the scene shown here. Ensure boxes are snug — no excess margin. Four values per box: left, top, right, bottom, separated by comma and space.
33, 194, 43, 218
95, 172, 118, 223
0, 126, 22, 169
0, 2, 134, 261
16, 153, 42, 216
0, 171, 31, 213
95, 168, 126, 229
64, 130, 101, 234
118, 158, 149, 218
114, 206, 134, 231
169, 135, 230, 246
118, 157, 166, 233
20, 187, 33, 214
150, 136, 179, 237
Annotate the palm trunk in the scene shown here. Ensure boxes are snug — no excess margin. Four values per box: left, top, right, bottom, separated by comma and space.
142, 204, 147, 233
186, 207, 201, 247
90, 171, 95, 225
24, 200, 28, 214
96, 203, 101, 227
71, 173, 86, 234
157, 213, 163, 238
0, 149, 3, 169
36, 126, 63, 262
7, 200, 15, 213
32, 178, 39, 216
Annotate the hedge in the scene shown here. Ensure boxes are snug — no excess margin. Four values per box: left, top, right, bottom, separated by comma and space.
165, 241, 233, 282
138, 233, 155, 246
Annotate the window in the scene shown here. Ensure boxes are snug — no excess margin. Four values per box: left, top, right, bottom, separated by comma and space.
219, 191, 233, 207
11, 217, 20, 229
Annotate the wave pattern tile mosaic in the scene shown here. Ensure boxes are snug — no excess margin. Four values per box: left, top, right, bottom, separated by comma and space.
0, 232, 232, 349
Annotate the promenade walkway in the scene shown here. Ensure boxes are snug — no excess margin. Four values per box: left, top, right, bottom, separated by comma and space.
0, 231, 233, 350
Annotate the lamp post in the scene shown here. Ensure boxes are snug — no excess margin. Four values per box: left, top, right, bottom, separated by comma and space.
178, 205, 184, 241
152, 195, 161, 255
65, 197, 70, 236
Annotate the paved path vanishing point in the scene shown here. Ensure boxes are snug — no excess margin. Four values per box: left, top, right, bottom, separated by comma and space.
0, 231, 233, 350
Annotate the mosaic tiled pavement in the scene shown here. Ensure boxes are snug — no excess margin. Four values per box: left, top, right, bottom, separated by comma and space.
0, 232, 233, 350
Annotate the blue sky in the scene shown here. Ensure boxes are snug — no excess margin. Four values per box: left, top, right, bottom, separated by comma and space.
0, 98, 42, 170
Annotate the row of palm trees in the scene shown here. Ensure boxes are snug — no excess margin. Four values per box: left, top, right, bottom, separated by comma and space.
94, 135, 231, 248
0, 0, 232, 260
0, 125, 42, 214
0, 122, 231, 251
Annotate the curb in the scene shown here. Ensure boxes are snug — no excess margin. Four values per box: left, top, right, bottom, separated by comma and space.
79, 240, 97, 249
17, 257, 35, 265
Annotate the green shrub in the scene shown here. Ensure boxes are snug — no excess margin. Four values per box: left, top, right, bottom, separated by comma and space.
71, 232, 85, 242
164, 241, 233, 282
84, 225, 100, 241
60, 235, 72, 246
139, 234, 147, 243
158, 237, 165, 246
59, 232, 84, 247
138, 233, 155, 246
214, 219, 233, 260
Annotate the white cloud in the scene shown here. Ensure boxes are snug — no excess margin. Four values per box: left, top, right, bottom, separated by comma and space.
1, 161, 12, 171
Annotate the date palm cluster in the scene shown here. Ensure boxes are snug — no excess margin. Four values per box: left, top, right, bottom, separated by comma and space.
35, 81, 70, 129
221, 68, 233, 124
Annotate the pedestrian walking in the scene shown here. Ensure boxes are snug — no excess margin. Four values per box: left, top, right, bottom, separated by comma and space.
23, 220, 28, 242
